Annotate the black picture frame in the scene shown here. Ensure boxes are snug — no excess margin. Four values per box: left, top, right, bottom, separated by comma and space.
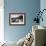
9, 13, 26, 26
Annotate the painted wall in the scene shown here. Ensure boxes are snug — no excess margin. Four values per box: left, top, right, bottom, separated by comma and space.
0, 0, 4, 42
4, 0, 40, 42
40, 0, 46, 27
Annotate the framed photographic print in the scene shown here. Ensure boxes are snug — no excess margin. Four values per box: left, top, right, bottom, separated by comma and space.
9, 13, 26, 25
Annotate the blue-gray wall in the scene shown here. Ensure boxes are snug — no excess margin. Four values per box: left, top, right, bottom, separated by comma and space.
4, 0, 40, 42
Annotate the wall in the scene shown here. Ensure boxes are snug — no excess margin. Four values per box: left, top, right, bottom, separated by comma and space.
0, 0, 4, 42
40, 0, 46, 27
4, 0, 40, 42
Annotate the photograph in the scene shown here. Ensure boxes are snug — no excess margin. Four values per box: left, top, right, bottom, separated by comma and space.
9, 13, 25, 25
